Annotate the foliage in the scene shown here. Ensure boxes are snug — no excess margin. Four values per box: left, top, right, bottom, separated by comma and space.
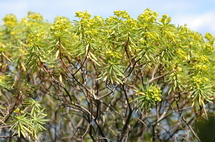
0, 9, 215, 141
133, 84, 162, 110
10, 99, 48, 140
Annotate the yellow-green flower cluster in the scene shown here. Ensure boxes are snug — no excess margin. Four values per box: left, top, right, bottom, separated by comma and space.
138, 9, 158, 23
204, 32, 214, 41
3, 14, 17, 28
50, 17, 71, 37
18, 12, 44, 28
145, 32, 159, 39
205, 42, 213, 50
148, 86, 162, 101
106, 50, 122, 60
136, 86, 162, 102
114, 10, 130, 19
176, 48, 187, 60
75, 11, 91, 19
124, 18, 137, 29
27, 30, 45, 47
193, 64, 208, 71
191, 32, 202, 41
27, 11, 43, 21
79, 18, 100, 36
194, 55, 209, 63
164, 30, 177, 41
93, 16, 104, 25
159, 14, 172, 25
105, 16, 119, 24
192, 75, 208, 88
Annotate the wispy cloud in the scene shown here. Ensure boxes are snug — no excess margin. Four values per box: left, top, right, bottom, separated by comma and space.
172, 12, 215, 34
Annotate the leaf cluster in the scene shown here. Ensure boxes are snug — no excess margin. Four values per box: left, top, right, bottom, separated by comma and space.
9, 99, 48, 140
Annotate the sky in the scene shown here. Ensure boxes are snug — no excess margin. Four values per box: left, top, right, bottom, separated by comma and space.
0, 0, 215, 35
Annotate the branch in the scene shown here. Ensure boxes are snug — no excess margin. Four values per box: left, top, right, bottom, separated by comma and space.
0, 134, 17, 138
149, 70, 174, 83
97, 84, 118, 100
73, 44, 90, 75
175, 95, 200, 142
118, 84, 133, 141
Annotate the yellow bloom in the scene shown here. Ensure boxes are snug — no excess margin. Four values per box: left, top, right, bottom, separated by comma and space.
114, 10, 130, 19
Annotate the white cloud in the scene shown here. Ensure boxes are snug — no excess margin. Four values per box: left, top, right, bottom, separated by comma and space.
150, 0, 194, 12
172, 12, 215, 34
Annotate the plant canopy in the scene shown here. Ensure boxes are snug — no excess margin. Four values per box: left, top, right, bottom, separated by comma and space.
0, 9, 215, 141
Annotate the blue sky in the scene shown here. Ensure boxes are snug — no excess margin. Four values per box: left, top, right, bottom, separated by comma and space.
0, 0, 215, 35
